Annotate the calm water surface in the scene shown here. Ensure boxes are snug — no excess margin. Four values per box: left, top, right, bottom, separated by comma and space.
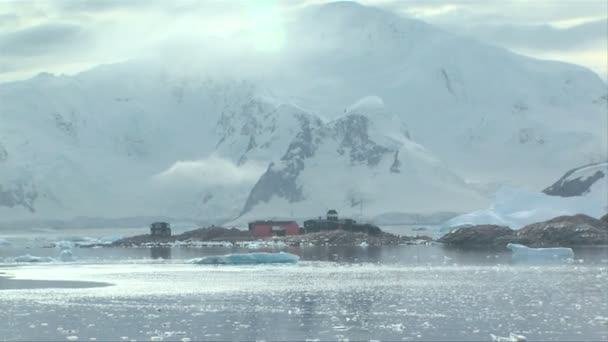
0, 230, 607, 341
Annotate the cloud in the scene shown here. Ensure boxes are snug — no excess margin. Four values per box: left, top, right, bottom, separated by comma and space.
153, 155, 267, 188
0, 0, 606, 82
0, 23, 89, 56
457, 18, 607, 51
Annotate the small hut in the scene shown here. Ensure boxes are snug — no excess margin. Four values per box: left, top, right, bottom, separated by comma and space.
150, 222, 171, 237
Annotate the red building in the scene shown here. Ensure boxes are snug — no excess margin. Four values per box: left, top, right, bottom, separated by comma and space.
248, 220, 300, 238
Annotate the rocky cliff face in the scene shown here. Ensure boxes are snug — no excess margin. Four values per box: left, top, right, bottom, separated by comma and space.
237, 97, 487, 222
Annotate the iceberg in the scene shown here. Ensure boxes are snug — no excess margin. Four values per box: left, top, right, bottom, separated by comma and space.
507, 243, 574, 264
188, 252, 300, 265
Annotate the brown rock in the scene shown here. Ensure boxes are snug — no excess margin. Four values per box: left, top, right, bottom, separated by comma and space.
438, 225, 515, 250
515, 214, 608, 247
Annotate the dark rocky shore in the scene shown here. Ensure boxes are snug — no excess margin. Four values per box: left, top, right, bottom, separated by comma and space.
107, 226, 430, 248
111, 227, 254, 247
99, 213, 608, 250
439, 214, 608, 250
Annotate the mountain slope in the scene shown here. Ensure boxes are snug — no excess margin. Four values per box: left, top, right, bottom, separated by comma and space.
237, 97, 487, 223
0, 1, 606, 224
266, 2, 607, 187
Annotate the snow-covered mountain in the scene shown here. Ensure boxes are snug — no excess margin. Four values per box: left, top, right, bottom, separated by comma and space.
0, 2, 606, 225
236, 96, 488, 223
0, 71, 306, 221
267, 2, 607, 187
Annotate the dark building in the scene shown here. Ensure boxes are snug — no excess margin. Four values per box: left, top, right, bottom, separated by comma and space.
303, 210, 381, 235
248, 221, 299, 238
150, 222, 171, 237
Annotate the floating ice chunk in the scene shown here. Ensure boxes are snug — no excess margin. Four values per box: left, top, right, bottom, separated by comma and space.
14, 254, 56, 263
507, 243, 574, 264
60, 249, 75, 262
188, 252, 299, 265
359, 241, 369, 247
491, 332, 527, 341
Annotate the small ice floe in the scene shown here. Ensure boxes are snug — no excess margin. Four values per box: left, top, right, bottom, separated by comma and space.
507, 243, 574, 264
171, 240, 234, 248
359, 241, 369, 247
490, 332, 527, 341
14, 254, 56, 263
236, 240, 288, 249
188, 252, 299, 265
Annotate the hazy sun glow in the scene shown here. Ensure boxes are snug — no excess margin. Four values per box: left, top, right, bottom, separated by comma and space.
247, 0, 286, 53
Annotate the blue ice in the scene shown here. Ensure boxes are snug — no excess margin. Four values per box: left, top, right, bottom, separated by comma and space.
507, 243, 574, 264
189, 252, 300, 265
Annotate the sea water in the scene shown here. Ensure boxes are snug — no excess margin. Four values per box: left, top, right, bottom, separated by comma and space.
0, 234, 607, 341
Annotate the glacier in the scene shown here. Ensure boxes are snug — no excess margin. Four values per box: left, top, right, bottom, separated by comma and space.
445, 162, 607, 229
188, 252, 300, 265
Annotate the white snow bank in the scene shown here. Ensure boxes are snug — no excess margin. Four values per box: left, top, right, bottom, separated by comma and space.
188, 252, 299, 265
507, 243, 574, 264
444, 186, 606, 230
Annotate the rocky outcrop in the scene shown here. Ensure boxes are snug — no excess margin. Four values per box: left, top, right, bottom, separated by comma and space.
543, 162, 607, 197
437, 225, 515, 250
110, 226, 401, 247
601, 213, 608, 224
515, 214, 608, 247
439, 214, 608, 250
111, 227, 254, 247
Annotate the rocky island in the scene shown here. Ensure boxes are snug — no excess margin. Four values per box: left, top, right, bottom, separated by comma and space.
439, 214, 608, 250
99, 212, 608, 251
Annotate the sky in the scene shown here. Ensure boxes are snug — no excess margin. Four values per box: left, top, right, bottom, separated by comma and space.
0, 0, 606, 83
